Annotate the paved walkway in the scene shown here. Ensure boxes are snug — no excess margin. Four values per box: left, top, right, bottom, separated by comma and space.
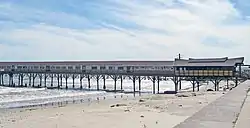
174, 80, 250, 128
235, 91, 250, 128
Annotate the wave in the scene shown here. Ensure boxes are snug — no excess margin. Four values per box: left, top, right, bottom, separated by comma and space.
0, 87, 46, 95
0, 79, 198, 109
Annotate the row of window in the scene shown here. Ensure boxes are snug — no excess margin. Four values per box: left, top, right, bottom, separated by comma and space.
0, 65, 173, 70
1, 65, 234, 71
176, 66, 234, 70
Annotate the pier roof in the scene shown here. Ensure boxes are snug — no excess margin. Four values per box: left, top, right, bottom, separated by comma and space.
174, 57, 244, 67
0, 61, 174, 66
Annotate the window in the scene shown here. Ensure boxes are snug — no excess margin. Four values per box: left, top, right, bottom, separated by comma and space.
68, 66, 73, 69
92, 66, 98, 70
75, 66, 81, 69
100, 66, 106, 70
56, 66, 60, 69
62, 66, 66, 69
109, 66, 114, 70
34, 66, 39, 69
118, 67, 124, 70
17, 66, 22, 69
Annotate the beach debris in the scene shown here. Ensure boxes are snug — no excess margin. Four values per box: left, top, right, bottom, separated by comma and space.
176, 93, 189, 97
116, 104, 127, 107
156, 121, 158, 124
11, 119, 16, 122
191, 93, 197, 96
140, 115, 144, 118
198, 101, 202, 104
207, 89, 214, 91
143, 124, 147, 128
154, 106, 160, 109
178, 104, 183, 107
110, 103, 127, 108
139, 99, 145, 102
124, 109, 130, 112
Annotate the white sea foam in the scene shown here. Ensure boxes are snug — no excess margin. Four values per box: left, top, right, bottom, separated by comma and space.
0, 78, 193, 108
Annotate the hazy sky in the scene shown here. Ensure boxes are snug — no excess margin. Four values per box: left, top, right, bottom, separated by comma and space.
0, 0, 250, 62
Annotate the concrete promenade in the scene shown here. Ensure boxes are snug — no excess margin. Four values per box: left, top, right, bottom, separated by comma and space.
235, 91, 250, 128
174, 80, 250, 128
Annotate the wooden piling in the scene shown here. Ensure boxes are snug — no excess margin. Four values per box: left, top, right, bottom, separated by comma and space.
157, 76, 160, 94
103, 76, 106, 90
153, 76, 156, 94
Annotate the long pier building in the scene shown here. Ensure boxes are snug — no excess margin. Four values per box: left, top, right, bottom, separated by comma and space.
0, 57, 246, 94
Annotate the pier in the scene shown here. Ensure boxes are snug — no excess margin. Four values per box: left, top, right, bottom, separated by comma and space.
0, 56, 247, 93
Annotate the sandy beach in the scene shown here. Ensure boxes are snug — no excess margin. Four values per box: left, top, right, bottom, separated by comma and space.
0, 89, 226, 128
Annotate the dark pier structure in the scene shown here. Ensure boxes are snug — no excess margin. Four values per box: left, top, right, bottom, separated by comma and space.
0, 56, 246, 94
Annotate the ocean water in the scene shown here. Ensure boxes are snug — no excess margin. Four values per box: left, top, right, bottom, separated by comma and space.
0, 77, 194, 109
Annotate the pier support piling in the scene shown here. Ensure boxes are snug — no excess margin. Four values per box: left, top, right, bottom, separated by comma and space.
44, 74, 47, 87
191, 78, 196, 92
32, 74, 36, 87
80, 75, 83, 89
103, 75, 106, 90
29, 74, 31, 87
139, 76, 141, 93
211, 78, 221, 91
57, 74, 60, 89
197, 81, 200, 91
133, 76, 136, 93
51, 74, 54, 87
60, 74, 63, 88
21, 74, 24, 87
157, 76, 160, 94
96, 75, 100, 90
18, 74, 21, 86
65, 75, 69, 89
113, 76, 117, 91
39, 74, 42, 87
72, 75, 75, 89
88, 75, 91, 89
153, 76, 156, 94
226, 79, 229, 89
120, 76, 123, 91
172, 77, 178, 93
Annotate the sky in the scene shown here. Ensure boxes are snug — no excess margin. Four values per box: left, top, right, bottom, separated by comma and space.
0, 0, 250, 63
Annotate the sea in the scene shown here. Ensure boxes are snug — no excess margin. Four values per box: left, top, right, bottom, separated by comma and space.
0, 77, 194, 109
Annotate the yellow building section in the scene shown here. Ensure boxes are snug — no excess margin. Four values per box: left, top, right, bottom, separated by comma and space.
176, 70, 233, 76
